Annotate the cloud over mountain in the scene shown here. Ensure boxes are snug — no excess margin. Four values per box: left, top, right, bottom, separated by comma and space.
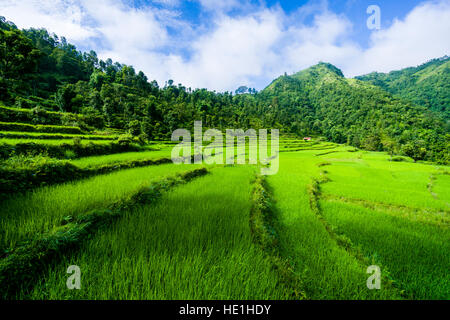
1, 0, 449, 91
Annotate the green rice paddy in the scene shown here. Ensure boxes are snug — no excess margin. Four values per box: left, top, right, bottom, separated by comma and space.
1, 135, 448, 300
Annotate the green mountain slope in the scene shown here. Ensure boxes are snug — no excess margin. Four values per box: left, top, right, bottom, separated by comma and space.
260, 63, 449, 163
1, 14, 448, 164
356, 56, 450, 119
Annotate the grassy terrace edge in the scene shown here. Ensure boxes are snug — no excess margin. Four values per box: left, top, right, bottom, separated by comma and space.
250, 174, 306, 299
0, 153, 198, 198
0, 140, 142, 159
0, 131, 117, 141
0, 167, 209, 299
0, 156, 168, 197
0, 121, 84, 135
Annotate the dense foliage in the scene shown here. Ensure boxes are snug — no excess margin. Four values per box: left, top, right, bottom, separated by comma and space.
356, 56, 450, 119
0, 17, 448, 163
0, 17, 266, 140
260, 63, 449, 163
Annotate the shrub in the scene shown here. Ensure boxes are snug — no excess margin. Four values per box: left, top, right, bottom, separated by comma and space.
128, 120, 141, 136
401, 141, 427, 162
72, 137, 82, 148
64, 150, 76, 159
390, 156, 407, 162
30, 106, 48, 124
137, 133, 148, 145
118, 134, 133, 146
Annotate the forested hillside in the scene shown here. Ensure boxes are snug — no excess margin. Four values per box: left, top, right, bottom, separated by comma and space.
0, 16, 268, 139
0, 16, 448, 163
0, 13, 449, 302
260, 63, 449, 164
356, 57, 450, 119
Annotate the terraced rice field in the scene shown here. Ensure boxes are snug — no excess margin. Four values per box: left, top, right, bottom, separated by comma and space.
0, 135, 448, 300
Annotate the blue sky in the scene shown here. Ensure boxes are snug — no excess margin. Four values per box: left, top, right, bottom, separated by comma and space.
1, 0, 449, 91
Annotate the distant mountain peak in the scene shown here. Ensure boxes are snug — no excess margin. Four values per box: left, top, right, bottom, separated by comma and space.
311, 62, 345, 77
263, 62, 347, 93
288, 62, 345, 83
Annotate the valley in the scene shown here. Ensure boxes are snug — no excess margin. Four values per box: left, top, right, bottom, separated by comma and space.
0, 15, 448, 301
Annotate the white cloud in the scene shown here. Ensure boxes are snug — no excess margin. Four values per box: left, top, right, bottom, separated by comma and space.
81, 1, 168, 51
280, 12, 361, 76
168, 7, 361, 89
349, 0, 450, 76
166, 9, 284, 89
0, 0, 449, 91
0, 0, 179, 83
0, 0, 95, 41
